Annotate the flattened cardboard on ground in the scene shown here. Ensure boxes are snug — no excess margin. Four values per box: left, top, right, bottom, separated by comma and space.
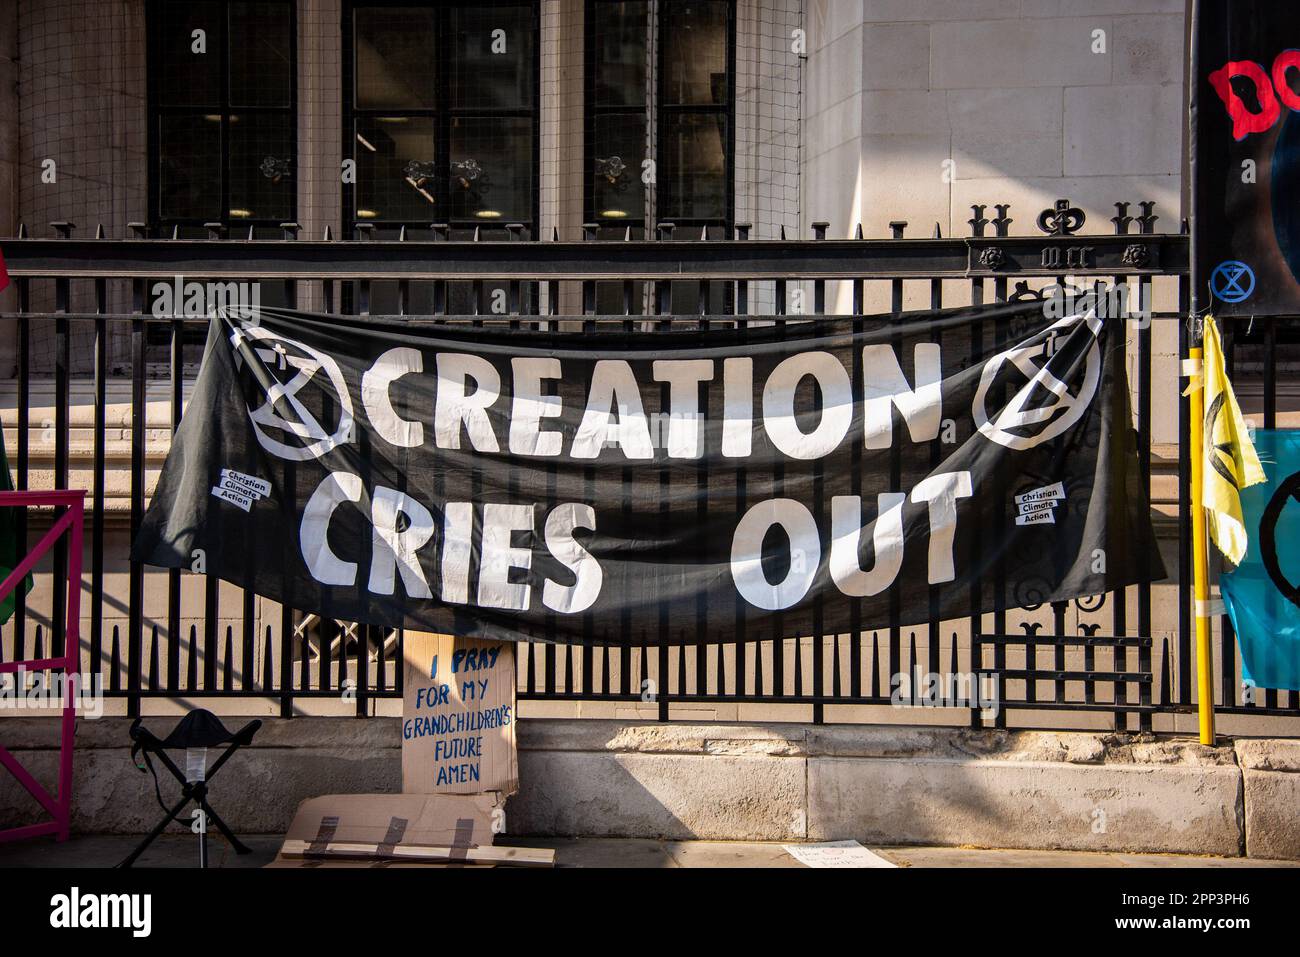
270, 792, 554, 869
402, 632, 518, 795
266, 857, 477, 868
285, 793, 500, 847
279, 840, 554, 867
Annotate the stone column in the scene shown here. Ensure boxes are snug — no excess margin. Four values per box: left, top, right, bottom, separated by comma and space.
296, 0, 343, 312
0, 0, 20, 374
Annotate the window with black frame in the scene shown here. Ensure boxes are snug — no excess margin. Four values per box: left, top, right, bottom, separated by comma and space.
147, 0, 296, 237
347, 2, 538, 239
587, 0, 734, 313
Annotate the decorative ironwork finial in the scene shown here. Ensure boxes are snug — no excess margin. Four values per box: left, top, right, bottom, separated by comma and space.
1036, 199, 1085, 236
1111, 201, 1133, 235
992, 204, 1012, 237
1136, 201, 1158, 234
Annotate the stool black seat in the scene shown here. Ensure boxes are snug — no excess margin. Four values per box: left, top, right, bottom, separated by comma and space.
117, 709, 262, 868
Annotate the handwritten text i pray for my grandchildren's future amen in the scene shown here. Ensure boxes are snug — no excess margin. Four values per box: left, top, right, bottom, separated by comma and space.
404, 644, 513, 788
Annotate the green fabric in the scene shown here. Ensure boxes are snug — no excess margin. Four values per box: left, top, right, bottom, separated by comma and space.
0, 429, 33, 624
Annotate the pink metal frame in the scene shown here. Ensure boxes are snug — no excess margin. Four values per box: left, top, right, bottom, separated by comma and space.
0, 490, 85, 843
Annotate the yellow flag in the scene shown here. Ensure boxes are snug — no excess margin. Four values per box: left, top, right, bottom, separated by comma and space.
1201, 315, 1266, 564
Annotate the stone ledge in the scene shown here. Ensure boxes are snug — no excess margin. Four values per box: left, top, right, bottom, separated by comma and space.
0, 717, 1293, 856
517, 719, 810, 756
1241, 770, 1300, 860
807, 727, 1235, 765
1235, 737, 1300, 773
0, 716, 1243, 764
517, 721, 1238, 764
509, 751, 807, 841
806, 756, 1244, 856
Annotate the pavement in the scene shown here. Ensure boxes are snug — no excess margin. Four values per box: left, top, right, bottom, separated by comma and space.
0, 833, 1295, 868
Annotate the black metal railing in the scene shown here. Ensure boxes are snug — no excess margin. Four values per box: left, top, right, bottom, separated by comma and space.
1, 200, 1294, 731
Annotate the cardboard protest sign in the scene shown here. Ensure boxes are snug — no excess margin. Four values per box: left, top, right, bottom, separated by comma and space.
269, 792, 507, 869
401, 632, 518, 795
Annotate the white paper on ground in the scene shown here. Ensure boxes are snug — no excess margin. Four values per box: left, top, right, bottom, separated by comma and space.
782, 840, 898, 868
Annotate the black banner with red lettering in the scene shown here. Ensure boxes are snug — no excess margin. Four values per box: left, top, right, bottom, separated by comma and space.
132, 301, 1163, 645
1193, 0, 1300, 316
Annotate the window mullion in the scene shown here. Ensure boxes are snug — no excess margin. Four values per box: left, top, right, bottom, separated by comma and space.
646, 0, 658, 231
438, 7, 450, 226
219, 0, 231, 226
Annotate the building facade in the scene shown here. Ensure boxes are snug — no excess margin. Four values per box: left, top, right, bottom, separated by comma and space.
3, 0, 1293, 736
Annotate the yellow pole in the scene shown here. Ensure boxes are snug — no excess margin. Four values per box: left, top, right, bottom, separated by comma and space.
1188, 345, 1216, 745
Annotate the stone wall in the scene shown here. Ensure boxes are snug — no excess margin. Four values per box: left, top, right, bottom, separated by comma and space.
1, 717, 1296, 858
803, 0, 1184, 245
800, 0, 1187, 446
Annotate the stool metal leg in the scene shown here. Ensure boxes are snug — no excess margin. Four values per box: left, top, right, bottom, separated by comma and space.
202, 799, 252, 854
198, 810, 208, 869
117, 793, 192, 868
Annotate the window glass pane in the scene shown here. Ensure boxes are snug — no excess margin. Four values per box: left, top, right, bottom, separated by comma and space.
662, 0, 728, 106
596, 280, 647, 315
355, 7, 438, 109
158, 114, 222, 219
449, 116, 533, 222
660, 112, 726, 220
592, 113, 647, 221
446, 226, 522, 241
595, 224, 646, 240
229, 2, 292, 107
669, 279, 729, 313
449, 5, 534, 110
355, 117, 438, 221
592, 1, 648, 107
365, 281, 453, 315
229, 113, 294, 220
155, 1, 222, 106
442, 279, 530, 313
167, 225, 216, 239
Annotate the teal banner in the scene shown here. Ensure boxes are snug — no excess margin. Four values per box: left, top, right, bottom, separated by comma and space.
1221, 429, 1300, 691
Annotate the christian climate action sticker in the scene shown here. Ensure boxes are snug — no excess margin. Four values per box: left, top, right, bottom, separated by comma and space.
132, 301, 1164, 646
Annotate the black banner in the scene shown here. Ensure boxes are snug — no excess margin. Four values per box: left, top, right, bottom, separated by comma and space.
132, 301, 1164, 645
1193, 0, 1300, 315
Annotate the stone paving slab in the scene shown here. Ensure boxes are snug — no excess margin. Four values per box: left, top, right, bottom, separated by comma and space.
0, 834, 1294, 869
